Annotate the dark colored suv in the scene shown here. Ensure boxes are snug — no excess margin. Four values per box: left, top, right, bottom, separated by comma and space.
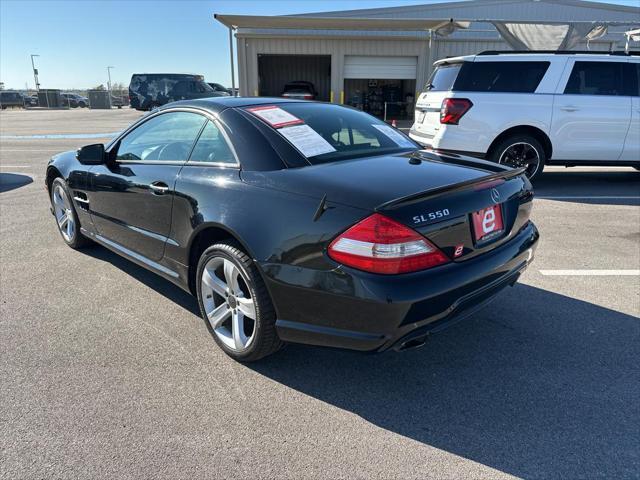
0, 91, 25, 109
281, 81, 317, 100
129, 74, 225, 111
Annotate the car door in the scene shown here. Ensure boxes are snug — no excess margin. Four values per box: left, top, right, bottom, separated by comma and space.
88, 109, 207, 261
551, 59, 631, 161
620, 62, 640, 162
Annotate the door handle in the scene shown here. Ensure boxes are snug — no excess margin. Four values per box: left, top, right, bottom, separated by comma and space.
149, 181, 169, 195
560, 105, 579, 112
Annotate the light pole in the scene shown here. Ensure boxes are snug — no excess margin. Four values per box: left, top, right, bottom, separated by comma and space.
107, 66, 114, 108
30, 54, 40, 92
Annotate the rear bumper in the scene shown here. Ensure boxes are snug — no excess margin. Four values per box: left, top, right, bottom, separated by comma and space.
410, 123, 492, 156
263, 221, 539, 352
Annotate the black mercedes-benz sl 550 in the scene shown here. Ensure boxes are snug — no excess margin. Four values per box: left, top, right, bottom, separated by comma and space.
46, 97, 538, 361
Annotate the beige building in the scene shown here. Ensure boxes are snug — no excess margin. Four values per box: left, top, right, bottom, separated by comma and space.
216, 0, 639, 116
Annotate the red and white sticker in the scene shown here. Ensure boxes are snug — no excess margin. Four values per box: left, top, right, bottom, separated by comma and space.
246, 105, 304, 128
471, 205, 504, 242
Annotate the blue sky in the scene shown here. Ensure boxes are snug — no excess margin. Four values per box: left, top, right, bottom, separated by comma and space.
1, 0, 638, 90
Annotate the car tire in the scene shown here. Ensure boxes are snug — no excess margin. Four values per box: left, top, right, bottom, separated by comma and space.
50, 178, 92, 249
196, 241, 283, 362
489, 134, 545, 181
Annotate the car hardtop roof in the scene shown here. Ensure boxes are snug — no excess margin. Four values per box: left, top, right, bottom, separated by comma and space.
165, 96, 315, 114
434, 50, 638, 66
130, 73, 204, 79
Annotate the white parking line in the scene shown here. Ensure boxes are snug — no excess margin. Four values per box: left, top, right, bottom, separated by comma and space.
537, 196, 640, 200
0, 165, 31, 169
540, 269, 640, 276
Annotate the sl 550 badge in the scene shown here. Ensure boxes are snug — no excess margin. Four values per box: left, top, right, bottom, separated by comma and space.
413, 208, 450, 224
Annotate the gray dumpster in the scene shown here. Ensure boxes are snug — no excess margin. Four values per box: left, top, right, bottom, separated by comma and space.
88, 90, 111, 109
38, 89, 63, 108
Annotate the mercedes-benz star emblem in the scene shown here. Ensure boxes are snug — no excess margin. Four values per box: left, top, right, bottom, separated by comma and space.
491, 188, 501, 203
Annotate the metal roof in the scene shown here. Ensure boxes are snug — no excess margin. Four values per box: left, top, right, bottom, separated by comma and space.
213, 14, 466, 31
298, 0, 639, 22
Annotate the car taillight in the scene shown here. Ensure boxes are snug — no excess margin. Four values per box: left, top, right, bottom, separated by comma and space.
328, 213, 449, 274
440, 98, 472, 125
303, 95, 313, 100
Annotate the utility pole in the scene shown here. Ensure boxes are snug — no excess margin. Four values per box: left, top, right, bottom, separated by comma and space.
107, 66, 114, 108
30, 54, 40, 91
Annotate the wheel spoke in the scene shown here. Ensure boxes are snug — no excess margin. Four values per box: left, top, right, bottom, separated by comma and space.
208, 303, 231, 329
223, 259, 240, 292
61, 192, 71, 209
231, 311, 248, 349
53, 191, 65, 209
66, 219, 74, 237
58, 213, 69, 228
236, 296, 256, 319
202, 268, 227, 296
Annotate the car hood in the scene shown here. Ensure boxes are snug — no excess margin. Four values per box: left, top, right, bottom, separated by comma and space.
241, 151, 496, 211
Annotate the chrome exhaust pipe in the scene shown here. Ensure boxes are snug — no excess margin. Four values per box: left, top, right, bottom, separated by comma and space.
396, 334, 429, 351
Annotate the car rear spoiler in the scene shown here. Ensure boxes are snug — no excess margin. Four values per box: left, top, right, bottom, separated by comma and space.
376, 157, 527, 212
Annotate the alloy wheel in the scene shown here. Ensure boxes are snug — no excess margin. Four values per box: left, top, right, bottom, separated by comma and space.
200, 257, 257, 352
498, 142, 541, 178
52, 184, 75, 242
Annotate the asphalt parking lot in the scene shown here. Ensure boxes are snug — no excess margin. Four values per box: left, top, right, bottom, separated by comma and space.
1, 109, 639, 479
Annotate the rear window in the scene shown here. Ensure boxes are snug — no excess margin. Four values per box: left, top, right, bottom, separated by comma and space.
454, 61, 550, 93
246, 103, 419, 165
424, 63, 463, 92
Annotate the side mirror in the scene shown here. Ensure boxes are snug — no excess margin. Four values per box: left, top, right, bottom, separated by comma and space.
76, 143, 105, 165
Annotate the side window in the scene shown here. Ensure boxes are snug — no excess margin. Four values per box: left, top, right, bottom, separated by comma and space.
171, 81, 190, 96
116, 112, 206, 162
188, 120, 236, 164
624, 63, 639, 97
564, 61, 625, 96
454, 61, 550, 93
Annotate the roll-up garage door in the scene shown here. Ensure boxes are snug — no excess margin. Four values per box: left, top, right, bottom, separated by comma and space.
344, 56, 417, 79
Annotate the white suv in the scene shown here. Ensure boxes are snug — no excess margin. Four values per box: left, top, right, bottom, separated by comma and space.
409, 51, 640, 179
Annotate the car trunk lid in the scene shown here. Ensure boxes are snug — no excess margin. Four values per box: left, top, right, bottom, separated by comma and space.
242, 151, 533, 260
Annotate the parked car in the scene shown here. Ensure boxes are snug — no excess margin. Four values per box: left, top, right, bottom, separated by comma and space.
0, 91, 25, 109
207, 83, 231, 96
22, 93, 38, 107
46, 97, 538, 361
281, 81, 317, 100
61, 93, 88, 108
410, 51, 640, 179
110, 95, 125, 108
129, 73, 226, 111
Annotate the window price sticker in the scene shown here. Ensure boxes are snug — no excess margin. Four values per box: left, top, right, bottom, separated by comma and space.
278, 124, 336, 157
246, 106, 304, 128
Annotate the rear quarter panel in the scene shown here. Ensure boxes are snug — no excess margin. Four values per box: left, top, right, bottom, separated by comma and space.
436, 92, 554, 153
166, 166, 369, 271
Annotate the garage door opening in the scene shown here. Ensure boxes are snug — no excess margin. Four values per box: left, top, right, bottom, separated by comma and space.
258, 55, 331, 101
343, 55, 417, 120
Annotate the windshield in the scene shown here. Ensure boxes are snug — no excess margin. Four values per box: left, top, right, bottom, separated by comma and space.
424, 63, 463, 92
246, 103, 419, 165
198, 81, 214, 92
